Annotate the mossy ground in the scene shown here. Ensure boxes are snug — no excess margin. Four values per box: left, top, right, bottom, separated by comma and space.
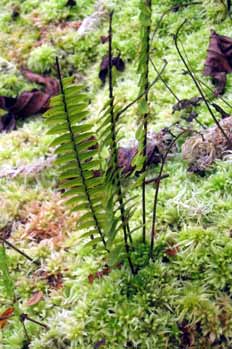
1, 0, 232, 348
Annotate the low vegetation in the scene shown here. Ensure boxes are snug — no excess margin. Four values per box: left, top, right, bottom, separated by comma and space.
1, 0, 232, 348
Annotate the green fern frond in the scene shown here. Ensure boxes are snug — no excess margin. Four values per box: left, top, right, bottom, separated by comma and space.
133, 0, 152, 243
96, 13, 135, 274
45, 58, 107, 250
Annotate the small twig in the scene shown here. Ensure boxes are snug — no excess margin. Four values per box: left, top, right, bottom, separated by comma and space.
115, 60, 167, 122
193, 75, 232, 110
179, 37, 232, 111
176, 125, 205, 142
20, 316, 30, 343
149, 131, 186, 259
108, 11, 135, 274
0, 237, 40, 266
149, 57, 180, 101
20, 314, 49, 330
212, 103, 230, 119
173, 20, 231, 146
145, 174, 169, 185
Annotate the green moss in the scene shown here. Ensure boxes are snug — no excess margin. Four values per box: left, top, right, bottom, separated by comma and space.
28, 45, 57, 74
1, 0, 232, 348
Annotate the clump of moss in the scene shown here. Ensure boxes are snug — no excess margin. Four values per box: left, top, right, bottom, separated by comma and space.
28, 45, 57, 74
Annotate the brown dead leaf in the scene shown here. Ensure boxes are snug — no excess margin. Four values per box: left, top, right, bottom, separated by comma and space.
204, 31, 232, 95
88, 266, 112, 284
165, 245, 179, 256
0, 70, 59, 133
26, 291, 44, 306
0, 307, 15, 329
34, 270, 63, 290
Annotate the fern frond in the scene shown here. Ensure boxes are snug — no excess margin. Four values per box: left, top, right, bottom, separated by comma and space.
134, 0, 152, 243
97, 13, 135, 274
45, 58, 107, 250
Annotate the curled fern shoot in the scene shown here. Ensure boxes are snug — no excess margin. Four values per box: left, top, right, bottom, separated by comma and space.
45, 57, 107, 251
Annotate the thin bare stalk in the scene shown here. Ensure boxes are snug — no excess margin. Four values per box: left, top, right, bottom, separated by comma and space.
173, 20, 231, 146
179, 38, 232, 110
190, 74, 232, 110
149, 57, 180, 101
115, 60, 167, 122
20, 317, 30, 343
0, 237, 40, 265
149, 131, 186, 259
145, 174, 169, 185
20, 314, 49, 330
151, 2, 202, 43
108, 11, 135, 274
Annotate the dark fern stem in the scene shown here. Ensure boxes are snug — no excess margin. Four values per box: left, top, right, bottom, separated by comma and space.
179, 39, 232, 111
149, 131, 186, 259
20, 314, 49, 330
55, 57, 107, 250
0, 237, 40, 265
149, 57, 180, 102
227, 0, 231, 15
115, 61, 167, 123
173, 20, 232, 146
108, 12, 135, 274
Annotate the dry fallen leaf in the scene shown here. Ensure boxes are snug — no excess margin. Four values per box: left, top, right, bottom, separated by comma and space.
26, 291, 44, 307
0, 307, 14, 329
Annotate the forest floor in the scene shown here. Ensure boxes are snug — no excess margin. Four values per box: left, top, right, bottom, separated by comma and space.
1, 1, 232, 348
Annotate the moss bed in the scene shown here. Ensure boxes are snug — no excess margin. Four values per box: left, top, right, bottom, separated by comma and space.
1, 0, 232, 348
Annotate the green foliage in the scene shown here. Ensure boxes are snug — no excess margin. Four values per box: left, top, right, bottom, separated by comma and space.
134, 0, 152, 172
0, 243, 14, 300
202, 0, 229, 23
28, 45, 57, 74
45, 73, 107, 250
2, 0, 232, 347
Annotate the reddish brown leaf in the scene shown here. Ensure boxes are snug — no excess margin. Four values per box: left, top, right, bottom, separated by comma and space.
99, 54, 125, 84
100, 35, 109, 44
0, 307, 14, 329
88, 274, 95, 284
165, 245, 179, 256
88, 266, 112, 284
204, 31, 232, 95
0, 70, 59, 133
26, 291, 44, 306
34, 270, 64, 289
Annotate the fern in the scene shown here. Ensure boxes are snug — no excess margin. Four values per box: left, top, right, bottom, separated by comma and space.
45, 58, 107, 250
134, 0, 152, 243
97, 12, 135, 274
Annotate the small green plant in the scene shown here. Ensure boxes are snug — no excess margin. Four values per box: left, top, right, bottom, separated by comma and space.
45, 9, 183, 274
28, 45, 57, 74
202, 0, 229, 23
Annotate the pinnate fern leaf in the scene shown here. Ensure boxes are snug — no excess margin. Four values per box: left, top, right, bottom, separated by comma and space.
45, 63, 107, 250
